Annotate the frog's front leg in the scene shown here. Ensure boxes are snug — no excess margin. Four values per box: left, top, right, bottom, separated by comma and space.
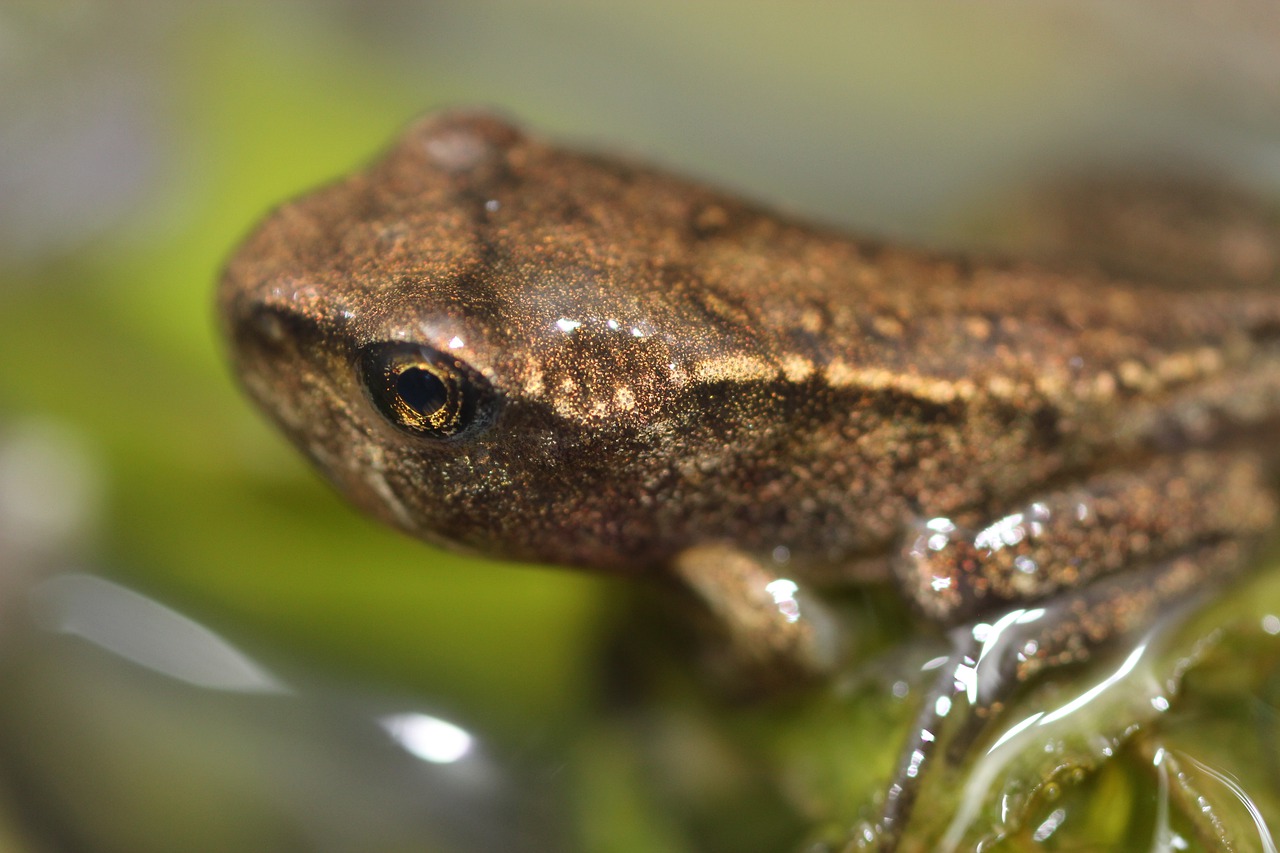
671, 544, 844, 684
870, 450, 1275, 848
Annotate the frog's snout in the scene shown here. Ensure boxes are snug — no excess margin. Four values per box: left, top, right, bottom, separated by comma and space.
218, 248, 356, 435
222, 279, 309, 373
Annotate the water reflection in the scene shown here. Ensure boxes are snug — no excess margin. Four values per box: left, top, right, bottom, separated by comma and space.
967, 607, 1048, 706
30, 573, 285, 694
1154, 748, 1279, 853
380, 712, 475, 764
0, 571, 570, 852
1029, 807, 1066, 842
940, 632, 1165, 850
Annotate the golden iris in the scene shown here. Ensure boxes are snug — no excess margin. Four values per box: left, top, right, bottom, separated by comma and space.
362, 343, 490, 439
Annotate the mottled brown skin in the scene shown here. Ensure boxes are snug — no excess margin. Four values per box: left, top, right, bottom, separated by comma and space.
220, 111, 1280, 845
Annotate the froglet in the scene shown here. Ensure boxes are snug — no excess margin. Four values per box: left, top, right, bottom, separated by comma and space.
220, 111, 1280, 845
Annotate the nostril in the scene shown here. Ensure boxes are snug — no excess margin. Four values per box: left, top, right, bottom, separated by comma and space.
236, 303, 321, 354
250, 308, 287, 347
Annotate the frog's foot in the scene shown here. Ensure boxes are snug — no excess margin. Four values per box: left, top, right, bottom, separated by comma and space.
867, 450, 1275, 848
893, 450, 1274, 627
671, 544, 843, 686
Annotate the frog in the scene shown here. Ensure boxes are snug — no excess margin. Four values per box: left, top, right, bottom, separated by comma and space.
219, 110, 1280, 847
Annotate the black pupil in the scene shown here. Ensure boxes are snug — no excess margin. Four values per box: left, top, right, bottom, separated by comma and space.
396, 367, 448, 416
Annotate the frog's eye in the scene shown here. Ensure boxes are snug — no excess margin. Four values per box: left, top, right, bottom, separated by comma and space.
359, 343, 494, 440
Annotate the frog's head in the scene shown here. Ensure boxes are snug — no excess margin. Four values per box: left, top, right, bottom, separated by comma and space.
220, 111, 770, 571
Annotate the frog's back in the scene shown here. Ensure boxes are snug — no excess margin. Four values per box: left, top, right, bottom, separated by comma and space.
687, 211, 1280, 443
672, 203, 1280, 534
531, 125, 1280, 554
402, 113, 1280, 460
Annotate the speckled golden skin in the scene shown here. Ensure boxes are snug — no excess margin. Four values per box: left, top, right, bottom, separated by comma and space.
220, 111, 1280, 582
221, 110, 1280, 846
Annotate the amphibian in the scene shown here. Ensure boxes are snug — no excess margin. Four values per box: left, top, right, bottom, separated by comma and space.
219, 111, 1280, 846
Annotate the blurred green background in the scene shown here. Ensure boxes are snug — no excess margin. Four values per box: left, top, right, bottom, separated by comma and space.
2, 2, 1280, 851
